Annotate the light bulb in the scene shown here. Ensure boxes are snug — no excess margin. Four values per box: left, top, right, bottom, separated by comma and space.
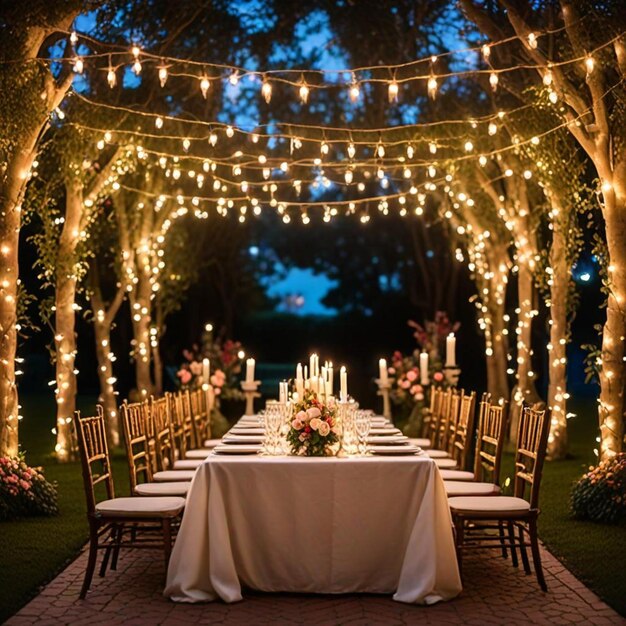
406, 144, 414, 158
229, 71, 239, 85
344, 170, 353, 184
585, 55, 594, 74
488, 122, 497, 135
464, 140, 474, 152
320, 142, 329, 155
155, 116, 163, 129
73, 57, 83, 73
481, 44, 491, 60
107, 67, 116, 88
427, 75, 438, 99
548, 89, 558, 104
200, 76, 210, 98
376, 143, 385, 158
489, 72, 499, 90
158, 66, 168, 87
349, 82, 360, 102
299, 81, 309, 103
388, 79, 399, 102
429, 142, 437, 154
261, 79, 272, 103
133, 59, 142, 75
543, 69, 553, 86
527, 32, 538, 49
347, 143, 356, 159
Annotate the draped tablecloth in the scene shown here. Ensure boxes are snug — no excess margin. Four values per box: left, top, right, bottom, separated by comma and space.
164, 454, 461, 605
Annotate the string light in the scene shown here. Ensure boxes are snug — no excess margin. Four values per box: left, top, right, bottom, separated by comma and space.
158, 64, 168, 87
299, 77, 309, 104
388, 79, 399, 102
200, 75, 210, 98
427, 74, 438, 99
261, 77, 272, 103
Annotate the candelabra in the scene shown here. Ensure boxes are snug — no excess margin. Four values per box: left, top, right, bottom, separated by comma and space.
375, 378, 393, 419
240, 380, 261, 416
443, 366, 462, 387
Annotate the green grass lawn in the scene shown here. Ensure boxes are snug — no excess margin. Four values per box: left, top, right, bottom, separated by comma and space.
0, 394, 624, 622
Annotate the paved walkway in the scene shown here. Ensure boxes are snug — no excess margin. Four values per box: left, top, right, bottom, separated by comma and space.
8, 542, 625, 626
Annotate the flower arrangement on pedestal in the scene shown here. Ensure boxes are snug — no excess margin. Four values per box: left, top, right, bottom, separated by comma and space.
287, 390, 340, 456
0, 456, 59, 521
176, 326, 245, 402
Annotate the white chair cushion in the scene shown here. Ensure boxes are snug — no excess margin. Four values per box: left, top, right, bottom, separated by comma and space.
440, 469, 475, 481
425, 449, 450, 459
448, 495, 531, 513
185, 449, 213, 459
153, 470, 195, 482
134, 482, 190, 497
204, 439, 222, 448
173, 459, 204, 470
95, 496, 185, 518
434, 458, 458, 469
445, 481, 501, 497
409, 438, 431, 449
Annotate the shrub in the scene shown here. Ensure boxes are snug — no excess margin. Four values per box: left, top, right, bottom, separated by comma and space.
0, 456, 59, 521
571, 453, 626, 524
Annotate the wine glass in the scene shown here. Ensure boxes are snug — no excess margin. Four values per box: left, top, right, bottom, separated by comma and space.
341, 404, 358, 454
264, 404, 282, 455
355, 410, 371, 456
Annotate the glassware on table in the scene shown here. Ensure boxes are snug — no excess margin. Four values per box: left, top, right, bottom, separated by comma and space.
355, 409, 371, 456
263, 404, 283, 455
339, 403, 357, 455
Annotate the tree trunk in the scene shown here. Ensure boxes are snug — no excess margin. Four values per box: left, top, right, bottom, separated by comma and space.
94, 317, 120, 446
509, 261, 542, 439
486, 300, 510, 402
598, 187, 626, 460
53, 179, 83, 461
546, 221, 569, 460
130, 273, 153, 399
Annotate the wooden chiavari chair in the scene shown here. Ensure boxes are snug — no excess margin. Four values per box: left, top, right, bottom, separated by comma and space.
445, 397, 507, 497
449, 405, 551, 591
426, 386, 443, 446
151, 395, 203, 472
184, 389, 215, 459
170, 391, 196, 459
74, 408, 185, 598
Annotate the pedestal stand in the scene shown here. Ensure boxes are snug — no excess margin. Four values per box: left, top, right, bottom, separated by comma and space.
241, 380, 261, 417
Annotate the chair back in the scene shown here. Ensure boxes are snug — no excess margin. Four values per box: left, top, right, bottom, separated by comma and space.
172, 390, 195, 455
426, 386, 442, 442
74, 407, 115, 515
473, 400, 508, 484
151, 395, 177, 470
446, 389, 464, 455
189, 388, 206, 448
451, 391, 476, 469
435, 388, 454, 449
513, 405, 550, 509
121, 400, 153, 492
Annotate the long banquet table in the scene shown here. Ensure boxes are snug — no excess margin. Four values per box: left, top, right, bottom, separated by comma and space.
164, 418, 462, 605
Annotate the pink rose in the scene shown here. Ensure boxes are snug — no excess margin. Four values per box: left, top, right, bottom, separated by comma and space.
299, 433, 309, 442
306, 407, 321, 420
414, 393, 424, 401
179, 369, 192, 384
309, 417, 322, 431
190, 361, 202, 375
406, 370, 417, 382
388, 367, 396, 374
291, 418, 304, 431
318, 421, 331, 436
214, 387, 222, 395
400, 380, 411, 389
19, 479, 30, 490
296, 410, 307, 422
433, 372, 444, 382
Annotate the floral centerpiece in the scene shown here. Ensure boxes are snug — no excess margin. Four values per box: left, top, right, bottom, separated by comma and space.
0, 455, 59, 521
287, 390, 340, 456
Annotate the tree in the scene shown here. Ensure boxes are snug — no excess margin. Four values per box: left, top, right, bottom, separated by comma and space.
0, 1, 82, 456
460, 0, 626, 459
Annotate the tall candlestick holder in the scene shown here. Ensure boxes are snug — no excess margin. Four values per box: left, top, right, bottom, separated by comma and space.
443, 366, 461, 387
241, 380, 261, 416
375, 378, 393, 420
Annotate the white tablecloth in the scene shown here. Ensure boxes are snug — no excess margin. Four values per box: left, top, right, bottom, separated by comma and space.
164, 453, 461, 604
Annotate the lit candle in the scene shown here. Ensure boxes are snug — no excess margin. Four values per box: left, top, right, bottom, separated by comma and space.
318, 376, 325, 401
340, 366, 348, 402
296, 362, 304, 396
310, 354, 316, 380
446, 333, 456, 367
327, 362, 333, 396
420, 352, 429, 385
246, 358, 255, 383
279, 381, 287, 403
202, 358, 210, 384
379, 358, 388, 384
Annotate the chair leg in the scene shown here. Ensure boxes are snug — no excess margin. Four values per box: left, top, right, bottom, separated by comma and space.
80, 525, 99, 599
162, 518, 173, 571
453, 515, 464, 576
507, 521, 518, 568
529, 518, 548, 592
111, 524, 123, 571
517, 522, 531, 575
498, 521, 508, 559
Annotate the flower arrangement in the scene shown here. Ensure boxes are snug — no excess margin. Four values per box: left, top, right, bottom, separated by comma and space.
176, 326, 245, 402
570, 453, 626, 524
408, 312, 460, 361
0, 456, 59, 521
287, 390, 340, 456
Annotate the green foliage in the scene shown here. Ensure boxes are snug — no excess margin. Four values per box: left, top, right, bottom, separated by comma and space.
571, 453, 626, 525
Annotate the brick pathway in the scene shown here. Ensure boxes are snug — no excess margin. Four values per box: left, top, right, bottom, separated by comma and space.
8, 542, 624, 626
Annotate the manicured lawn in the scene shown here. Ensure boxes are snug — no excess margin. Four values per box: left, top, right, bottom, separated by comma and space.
0, 394, 624, 623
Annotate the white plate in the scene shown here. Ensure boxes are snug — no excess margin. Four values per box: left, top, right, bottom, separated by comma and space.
213, 444, 261, 455
230, 427, 265, 435
369, 427, 402, 435
366, 434, 408, 444
369, 445, 420, 455
223, 434, 265, 444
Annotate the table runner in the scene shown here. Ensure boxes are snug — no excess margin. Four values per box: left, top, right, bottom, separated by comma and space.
164, 449, 461, 604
